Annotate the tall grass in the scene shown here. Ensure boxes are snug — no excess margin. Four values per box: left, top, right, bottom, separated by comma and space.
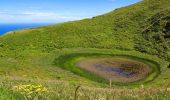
0, 77, 170, 100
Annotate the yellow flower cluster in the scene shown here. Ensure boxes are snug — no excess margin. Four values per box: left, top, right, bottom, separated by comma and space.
167, 88, 170, 92
13, 84, 48, 95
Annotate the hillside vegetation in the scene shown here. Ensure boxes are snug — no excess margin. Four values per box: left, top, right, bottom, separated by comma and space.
0, 0, 170, 99
0, 0, 169, 60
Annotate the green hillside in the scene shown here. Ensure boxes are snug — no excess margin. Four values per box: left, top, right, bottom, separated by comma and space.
0, 0, 170, 60
0, 0, 170, 99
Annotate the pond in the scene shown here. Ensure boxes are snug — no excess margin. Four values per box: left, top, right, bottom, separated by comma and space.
55, 53, 160, 85
76, 58, 152, 83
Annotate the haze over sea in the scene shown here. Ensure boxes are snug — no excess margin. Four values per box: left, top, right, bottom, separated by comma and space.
0, 23, 55, 36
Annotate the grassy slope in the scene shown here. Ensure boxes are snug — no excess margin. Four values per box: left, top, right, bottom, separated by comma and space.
0, 0, 169, 53
0, 0, 170, 99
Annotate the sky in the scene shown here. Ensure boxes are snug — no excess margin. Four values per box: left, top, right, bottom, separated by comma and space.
0, 0, 141, 23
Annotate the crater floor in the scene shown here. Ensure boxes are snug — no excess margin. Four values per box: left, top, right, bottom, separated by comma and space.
76, 58, 152, 83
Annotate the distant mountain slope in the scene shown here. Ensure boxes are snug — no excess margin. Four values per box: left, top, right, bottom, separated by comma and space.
0, 0, 170, 61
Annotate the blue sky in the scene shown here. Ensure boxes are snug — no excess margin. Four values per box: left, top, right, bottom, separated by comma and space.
0, 0, 141, 23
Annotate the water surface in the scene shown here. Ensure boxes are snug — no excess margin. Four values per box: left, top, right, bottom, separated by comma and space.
0, 23, 55, 36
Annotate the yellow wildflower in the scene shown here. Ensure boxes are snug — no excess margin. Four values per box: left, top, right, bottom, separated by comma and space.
36, 88, 42, 92
13, 84, 48, 95
167, 88, 170, 92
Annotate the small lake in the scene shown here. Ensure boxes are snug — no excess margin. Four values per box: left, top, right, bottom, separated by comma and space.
0, 23, 55, 36
77, 58, 152, 83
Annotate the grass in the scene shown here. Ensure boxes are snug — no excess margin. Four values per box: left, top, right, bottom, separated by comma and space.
0, 77, 170, 100
0, 47, 169, 99
0, 0, 170, 60
0, 48, 169, 99
0, 0, 170, 99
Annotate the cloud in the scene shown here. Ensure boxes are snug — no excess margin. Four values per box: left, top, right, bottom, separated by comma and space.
0, 10, 91, 23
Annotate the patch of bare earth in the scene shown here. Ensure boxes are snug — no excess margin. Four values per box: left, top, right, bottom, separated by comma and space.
76, 58, 152, 83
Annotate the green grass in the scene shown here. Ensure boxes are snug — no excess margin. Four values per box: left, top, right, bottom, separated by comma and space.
0, 0, 170, 60
0, 48, 169, 99
0, 0, 170, 99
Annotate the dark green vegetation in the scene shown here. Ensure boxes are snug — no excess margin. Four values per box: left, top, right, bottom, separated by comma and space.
135, 8, 170, 61
0, 0, 170, 99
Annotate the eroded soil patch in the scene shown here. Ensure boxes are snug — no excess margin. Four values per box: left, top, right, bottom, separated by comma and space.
76, 58, 152, 83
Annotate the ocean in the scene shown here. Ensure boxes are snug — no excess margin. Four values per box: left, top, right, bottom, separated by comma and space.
0, 23, 55, 36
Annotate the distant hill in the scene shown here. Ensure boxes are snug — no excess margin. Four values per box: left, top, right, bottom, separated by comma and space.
0, 0, 170, 61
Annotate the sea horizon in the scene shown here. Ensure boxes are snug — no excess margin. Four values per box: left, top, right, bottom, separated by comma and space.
0, 23, 57, 36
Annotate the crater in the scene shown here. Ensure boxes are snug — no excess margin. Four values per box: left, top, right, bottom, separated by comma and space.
55, 53, 160, 84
